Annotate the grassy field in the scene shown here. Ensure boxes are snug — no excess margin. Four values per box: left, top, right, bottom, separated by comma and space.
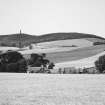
20, 39, 93, 55
0, 73, 105, 105
46, 45, 105, 63
37, 39, 93, 48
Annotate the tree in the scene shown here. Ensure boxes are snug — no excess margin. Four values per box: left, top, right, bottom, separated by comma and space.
29, 44, 33, 49
95, 55, 105, 73
93, 42, 105, 46
18, 59, 27, 72
0, 51, 27, 72
30, 53, 39, 62
48, 62, 55, 69
41, 53, 46, 58
6, 51, 23, 63
29, 53, 41, 66
29, 53, 50, 68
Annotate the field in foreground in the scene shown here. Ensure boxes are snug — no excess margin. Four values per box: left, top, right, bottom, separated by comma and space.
0, 74, 105, 105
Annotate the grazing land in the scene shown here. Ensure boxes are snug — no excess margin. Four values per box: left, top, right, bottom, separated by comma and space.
21, 44, 105, 68
0, 73, 105, 105
46, 45, 105, 63
20, 39, 93, 54
37, 39, 93, 48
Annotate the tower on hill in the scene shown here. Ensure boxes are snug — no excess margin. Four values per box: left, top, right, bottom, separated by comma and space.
18, 29, 22, 48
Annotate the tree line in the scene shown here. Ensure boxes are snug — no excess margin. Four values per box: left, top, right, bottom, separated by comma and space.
0, 51, 54, 73
0, 50, 105, 73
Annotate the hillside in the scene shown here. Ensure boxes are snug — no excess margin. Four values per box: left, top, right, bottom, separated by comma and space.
0, 32, 105, 47
38, 32, 105, 43
0, 33, 37, 47
0, 32, 105, 69
54, 48, 105, 69
46, 45, 105, 65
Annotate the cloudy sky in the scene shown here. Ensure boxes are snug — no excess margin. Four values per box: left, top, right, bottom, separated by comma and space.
0, 0, 105, 37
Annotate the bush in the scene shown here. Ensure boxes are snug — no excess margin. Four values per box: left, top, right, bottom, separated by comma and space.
95, 55, 105, 73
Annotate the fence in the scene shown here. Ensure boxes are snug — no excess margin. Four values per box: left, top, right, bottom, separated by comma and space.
50, 67, 98, 74
27, 66, 98, 74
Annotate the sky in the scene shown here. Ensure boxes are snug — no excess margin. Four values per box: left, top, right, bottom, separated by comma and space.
0, 0, 105, 37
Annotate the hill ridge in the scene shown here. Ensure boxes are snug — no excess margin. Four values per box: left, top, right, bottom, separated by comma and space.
0, 32, 104, 47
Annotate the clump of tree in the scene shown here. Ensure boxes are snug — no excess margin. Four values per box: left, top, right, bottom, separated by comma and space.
48, 62, 55, 69
28, 53, 48, 67
0, 51, 27, 72
28, 53, 55, 71
93, 42, 105, 46
29, 53, 47, 66
29, 44, 33, 49
95, 55, 105, 73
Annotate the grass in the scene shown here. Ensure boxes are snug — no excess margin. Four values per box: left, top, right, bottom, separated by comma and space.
0, 73, 105, 105
46, 45, 105, 63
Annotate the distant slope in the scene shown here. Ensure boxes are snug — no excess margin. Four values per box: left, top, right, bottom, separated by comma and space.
38, 32, 105, 43
20, 39, 93, 55
21, 44, 105, 64
0, 33, 37, 47
37, 39, 93, 48
0, 32, 105, 47
46, 45, 105, 63
54, 49, 105, 69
